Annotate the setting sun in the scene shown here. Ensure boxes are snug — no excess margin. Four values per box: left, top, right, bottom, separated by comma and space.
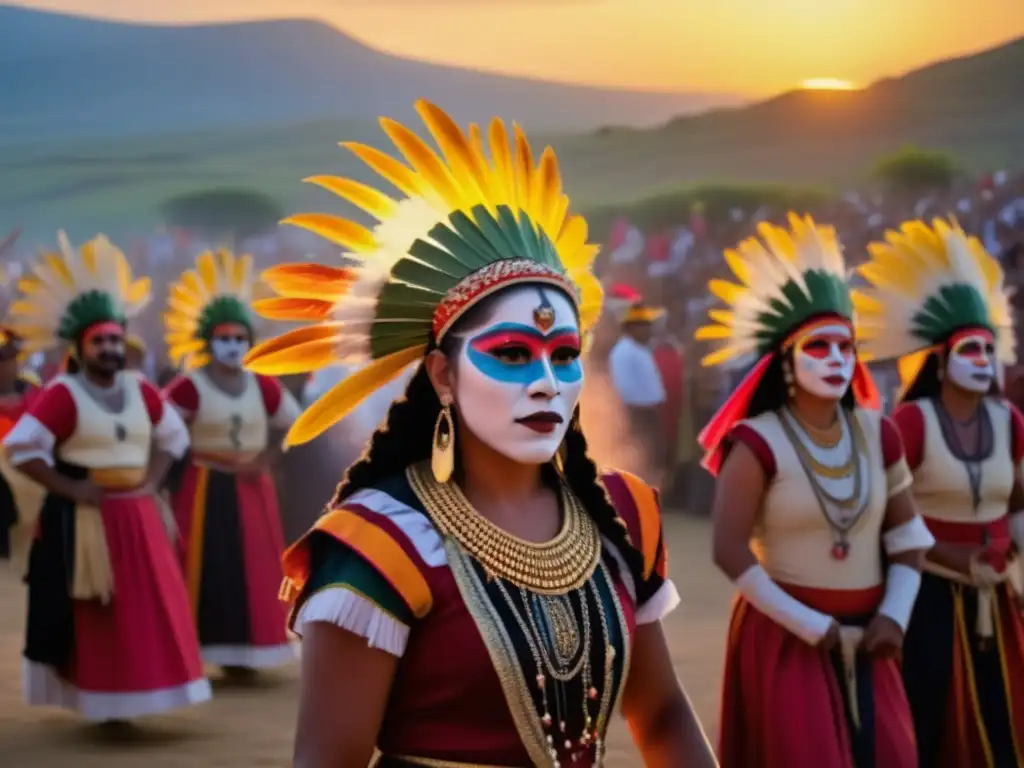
800, 78, 859, 91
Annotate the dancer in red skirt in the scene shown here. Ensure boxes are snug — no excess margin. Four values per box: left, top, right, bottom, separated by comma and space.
163, 249, 299, 674
2, 232, 210, 721
856, 218, 1024, 767
696, 214, 934, 768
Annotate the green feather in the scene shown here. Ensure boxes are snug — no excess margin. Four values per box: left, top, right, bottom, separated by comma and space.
368, 204, 570, 358
392, 256, 459, 295
447, 211, 506, 265
59, 290, 125, 341
752, 270, 853, 353
911, 284, 991, 344
407, 240, 471, 282
198, 296, 252, 340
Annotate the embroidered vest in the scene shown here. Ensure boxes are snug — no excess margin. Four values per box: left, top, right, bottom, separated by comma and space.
187, 370, 268, 460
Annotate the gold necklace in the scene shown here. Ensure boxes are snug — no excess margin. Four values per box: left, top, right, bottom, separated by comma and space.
407, 464, 601, 594
789, 407, 842, 449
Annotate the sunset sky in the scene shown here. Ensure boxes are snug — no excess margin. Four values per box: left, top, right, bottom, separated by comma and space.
13, 0, 1024, 95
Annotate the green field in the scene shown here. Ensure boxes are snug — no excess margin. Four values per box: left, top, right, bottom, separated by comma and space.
3, 36, 1023, 242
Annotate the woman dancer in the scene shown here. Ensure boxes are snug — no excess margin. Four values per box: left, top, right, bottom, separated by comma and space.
2, 233, 209, 721
854, 217, 1024, 767
244, 100, 717, 767
697, 214, 932, 767
163, 249, 298, 674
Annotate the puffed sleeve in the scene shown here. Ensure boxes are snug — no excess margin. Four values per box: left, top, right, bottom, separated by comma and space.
140, 378, 190, 459
3, 380, 77, 467
600, 470, 680, 625
880, 414, 913, 497
282, 490, 440, 658
163, 375, 200, 421
726, 422, 777, 479
891, 402, 926, 471
256, 375, 301, 431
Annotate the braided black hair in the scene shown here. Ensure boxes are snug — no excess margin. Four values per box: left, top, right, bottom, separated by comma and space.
331, 285, 647, 584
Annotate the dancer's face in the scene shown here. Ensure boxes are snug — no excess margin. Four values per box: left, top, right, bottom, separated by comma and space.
80, 322, 126, 380
946, 328, 995, 394
452, 286, 583, 464
209, 323, 251, 369
792, 320, 855, 401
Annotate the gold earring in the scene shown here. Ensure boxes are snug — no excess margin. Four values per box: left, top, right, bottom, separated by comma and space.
782, 362, 796, 399
432, 395, 455, 483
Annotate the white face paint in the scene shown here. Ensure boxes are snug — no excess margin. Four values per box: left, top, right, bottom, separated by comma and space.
792, 322, 855, 401
946, 329, 995, 394
453, 286, 583, 465
209, 324, 251, 370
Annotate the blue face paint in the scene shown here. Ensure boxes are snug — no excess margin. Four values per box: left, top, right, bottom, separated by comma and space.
465, 322, 582, 385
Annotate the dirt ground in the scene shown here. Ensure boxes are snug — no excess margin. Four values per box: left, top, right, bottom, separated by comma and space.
0, 513, 732, 767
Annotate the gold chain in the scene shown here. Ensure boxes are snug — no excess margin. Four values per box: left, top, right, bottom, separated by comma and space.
407, 464, 601, 594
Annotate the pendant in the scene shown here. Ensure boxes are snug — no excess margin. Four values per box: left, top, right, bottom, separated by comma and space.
831, 540, 850, 561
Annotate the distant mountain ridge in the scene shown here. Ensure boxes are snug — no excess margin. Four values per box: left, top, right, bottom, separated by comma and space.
0, 5, 740, 140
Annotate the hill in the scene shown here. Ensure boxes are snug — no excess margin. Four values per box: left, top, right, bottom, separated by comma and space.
0, 5, 737, 140
1, 16, 1022, 243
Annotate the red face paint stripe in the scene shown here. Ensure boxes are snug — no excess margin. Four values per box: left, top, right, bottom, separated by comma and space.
470, 329, 581, 358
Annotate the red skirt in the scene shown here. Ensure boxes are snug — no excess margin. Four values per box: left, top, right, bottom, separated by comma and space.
719, 583, 917, 768
172, 460, 292, 668
23, 491, 210, 720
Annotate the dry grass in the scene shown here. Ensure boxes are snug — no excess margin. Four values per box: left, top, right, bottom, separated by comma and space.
0, 513, 731, 766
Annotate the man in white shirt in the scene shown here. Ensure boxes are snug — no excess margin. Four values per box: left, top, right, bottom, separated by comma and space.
608, 302, 668, 485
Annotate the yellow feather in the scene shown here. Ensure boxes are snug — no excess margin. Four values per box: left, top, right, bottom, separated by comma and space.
414, 100, 489, 206
303, 176, 398, 220
723, 248, 752, 286
127, 278, 151, 305
701, 345, 743, 367
344, 141, 426, 201
285, 345, 425, 446
708, 279, 745, 306
251, 297, 335, 322
708, 309, 734, 325
381, 117, 466, 210
245, 323, 343, 367
281, 214, 377, 253
556, 217, 588, 268
487, 118, 516, 209
694, 325, 731, 340
197, 251, 218, 293
512, 123, 534, 213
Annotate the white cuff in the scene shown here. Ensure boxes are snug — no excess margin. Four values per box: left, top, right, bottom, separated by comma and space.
877, 563, 921, 633
883, 516, 935, 555
1010, 511, 1024, 550
153, 403, 190, 459
735, 564, 834, 646
636, 580, 680, 625
3, 414, 56, 468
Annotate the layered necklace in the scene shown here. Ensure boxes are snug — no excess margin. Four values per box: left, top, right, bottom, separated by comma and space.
780, 406, 871, 560
934, 400, 992, 510
408, 465, 621, 767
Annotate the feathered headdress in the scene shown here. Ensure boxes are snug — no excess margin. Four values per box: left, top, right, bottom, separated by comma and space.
164, 248, 255, 370
244, 100, 603, 446
10, 232, 151, 353
695, 213, 879, 474
853, 217, 1016, 393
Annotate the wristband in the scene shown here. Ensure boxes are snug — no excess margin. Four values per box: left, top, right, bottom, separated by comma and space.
883, 515, 935, 555
735, 564, 833, 645
877, 563, 921, 632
